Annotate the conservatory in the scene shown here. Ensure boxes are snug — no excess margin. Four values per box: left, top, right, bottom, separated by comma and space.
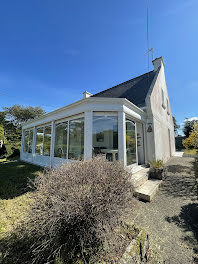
21, 97, 147, 169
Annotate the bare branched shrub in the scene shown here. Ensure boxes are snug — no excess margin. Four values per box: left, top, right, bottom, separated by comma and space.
1, 157, 134, 263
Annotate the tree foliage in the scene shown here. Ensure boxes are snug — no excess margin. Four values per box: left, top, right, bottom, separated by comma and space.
183, 123, 198, 149
183, 118, 198, 138
3, 105, 45, 127
0, 105, 45, 153
172, 116, 180, 136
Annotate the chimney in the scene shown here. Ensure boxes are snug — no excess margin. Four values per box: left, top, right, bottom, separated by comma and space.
83, 91, 92, 99
152, 56, 165, 71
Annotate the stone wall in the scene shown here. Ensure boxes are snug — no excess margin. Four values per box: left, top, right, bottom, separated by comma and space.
119, 230, 150, 264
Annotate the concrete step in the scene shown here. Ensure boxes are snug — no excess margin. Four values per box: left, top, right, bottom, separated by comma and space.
130, 168, 149, 189
134, 179, 162, 202
130, 165, 148, 174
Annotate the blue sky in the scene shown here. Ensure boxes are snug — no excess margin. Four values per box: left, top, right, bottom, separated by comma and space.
0, 0, 197, 134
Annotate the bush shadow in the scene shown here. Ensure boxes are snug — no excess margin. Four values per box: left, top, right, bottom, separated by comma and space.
161, 161, 197, 200
0, 160, 43, 199
165, 203, 198, 262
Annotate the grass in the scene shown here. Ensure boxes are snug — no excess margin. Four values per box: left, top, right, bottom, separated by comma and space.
0, 157, 43, 239
0, 157, 43, 199
184, 149, 198, 155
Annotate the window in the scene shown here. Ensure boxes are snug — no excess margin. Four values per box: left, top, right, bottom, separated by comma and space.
126, 120, 137, 166
43, 126, 51, 156
23, 129, 33, 153
68, 118, 84, 160
36, 125, 51, 156
54, 118, 84, 160
167, 99, 170, 115
36, 127, 44, 155
92, 115, 118, 161
161, 88, 165, 109
54, 122, 68, 159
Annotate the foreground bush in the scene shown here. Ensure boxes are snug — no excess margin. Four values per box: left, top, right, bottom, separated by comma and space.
1, 157, 134, 264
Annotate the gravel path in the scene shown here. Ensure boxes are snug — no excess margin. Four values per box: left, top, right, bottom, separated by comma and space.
130, 157, 198, 264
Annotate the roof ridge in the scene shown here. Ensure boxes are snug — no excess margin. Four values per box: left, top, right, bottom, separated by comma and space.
92, 70, 154, 97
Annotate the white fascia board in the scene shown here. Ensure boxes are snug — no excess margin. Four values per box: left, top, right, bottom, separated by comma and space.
22, 97, 146, 129
22, 98, 123, 129
123, 105, 146, 122
123, 99, 147, 122
123, 99, 147, 117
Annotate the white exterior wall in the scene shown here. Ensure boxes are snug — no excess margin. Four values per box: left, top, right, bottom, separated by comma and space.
145, 61, 175, 163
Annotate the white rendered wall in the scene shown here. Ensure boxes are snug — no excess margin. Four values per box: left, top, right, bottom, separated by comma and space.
145, 64, 175, 163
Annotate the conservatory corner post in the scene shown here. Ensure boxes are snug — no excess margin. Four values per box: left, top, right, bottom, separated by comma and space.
32, 126, 37, 157
84, 111, 93, 160
50, 120, 55, 168
118, 111, 126, 166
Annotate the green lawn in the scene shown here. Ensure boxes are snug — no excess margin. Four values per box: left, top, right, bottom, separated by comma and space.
184, 149, 198, 155
0, 158, 43, 238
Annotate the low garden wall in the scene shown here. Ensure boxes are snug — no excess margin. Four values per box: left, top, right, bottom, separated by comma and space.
119, 229, 150, 264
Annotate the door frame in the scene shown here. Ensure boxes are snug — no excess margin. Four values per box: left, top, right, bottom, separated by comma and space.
125, 118, 138, 167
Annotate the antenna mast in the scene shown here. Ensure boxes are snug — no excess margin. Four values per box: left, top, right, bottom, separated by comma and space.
145, 0, 153, 70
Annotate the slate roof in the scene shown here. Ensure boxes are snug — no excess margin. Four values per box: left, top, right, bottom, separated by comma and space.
92, 70, 157, 107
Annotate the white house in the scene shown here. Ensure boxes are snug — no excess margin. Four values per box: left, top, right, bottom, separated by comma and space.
20, 57, 175, 173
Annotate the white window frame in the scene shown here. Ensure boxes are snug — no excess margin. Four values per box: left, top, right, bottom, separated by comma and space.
23, 128, 34, 154
53, 114, 85, 161
35, 123, 52, 156
125, 117, 138, 167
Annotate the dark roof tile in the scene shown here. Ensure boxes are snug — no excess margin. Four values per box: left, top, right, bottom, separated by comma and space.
92, 70, 156, 107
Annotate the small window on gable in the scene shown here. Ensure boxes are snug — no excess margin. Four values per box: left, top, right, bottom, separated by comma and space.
167, 98, 170, 115
161, 88, 165, 109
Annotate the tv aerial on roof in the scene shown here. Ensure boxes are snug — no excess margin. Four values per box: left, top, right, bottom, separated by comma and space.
145, 0, 154, 70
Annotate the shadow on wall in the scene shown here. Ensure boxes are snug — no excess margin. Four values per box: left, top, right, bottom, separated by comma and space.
165, 203, 198, 263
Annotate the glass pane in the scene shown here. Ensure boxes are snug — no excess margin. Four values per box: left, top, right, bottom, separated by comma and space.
24, 130, 29, 153
28, 130, 33, 153
93, 116, 118, 162
36, 127, 44, 155
126, 120, 136, 166
68, 118, 84, 160
43, 126, 51, 156
54, 122, 68, 159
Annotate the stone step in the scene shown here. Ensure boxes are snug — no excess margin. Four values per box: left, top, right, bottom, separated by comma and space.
130, 168, 149, 189
134, 179, 162, 202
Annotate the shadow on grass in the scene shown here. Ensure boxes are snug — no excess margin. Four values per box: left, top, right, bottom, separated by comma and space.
161, 160, 197, 200
0, 222, 101, 264
0, 233, 34, 264
194, 159, 198, 198
0, 159, 43, 199
165, 203, 198, 263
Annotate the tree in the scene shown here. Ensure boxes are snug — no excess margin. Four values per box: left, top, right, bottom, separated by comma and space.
0, 125, 4, 141
172, 116, 180, 136
183, 118, 198, 138
191, 123, 198, 149
182, 123, 198, 149
3, 105, 45, 127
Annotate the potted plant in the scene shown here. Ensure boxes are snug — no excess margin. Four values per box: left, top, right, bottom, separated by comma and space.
149, 160, 167, 180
